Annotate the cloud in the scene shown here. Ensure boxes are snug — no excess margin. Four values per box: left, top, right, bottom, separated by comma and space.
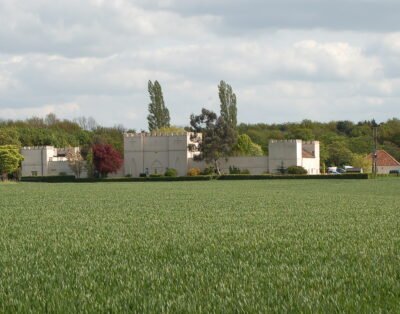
0, 103, 80, 120
0, 0, 399, 128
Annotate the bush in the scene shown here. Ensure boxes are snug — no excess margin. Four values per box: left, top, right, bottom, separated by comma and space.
150, 174, 163, 178
229, 166, 250, 175
201, 166, 215, 175
164, 168, 178, 177
139, 173, 147, 178
229, 166, 241, 174
187, 168, 201, 176
287, 166, 307, 175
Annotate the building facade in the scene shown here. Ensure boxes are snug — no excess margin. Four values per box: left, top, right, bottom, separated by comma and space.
124, 132, 200, 177
123, 133, 320, 176
20, 134, 321, 177
368, 150, 400, 174
20, 146, 86, 177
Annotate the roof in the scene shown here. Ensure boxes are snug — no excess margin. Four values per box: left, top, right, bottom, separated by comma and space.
368, 150, 400, 167
302, 149, 314, 158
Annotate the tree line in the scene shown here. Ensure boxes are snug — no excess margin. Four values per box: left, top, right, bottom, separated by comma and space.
1, 79, 400, 178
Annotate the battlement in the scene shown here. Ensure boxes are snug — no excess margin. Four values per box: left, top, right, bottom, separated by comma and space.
21, 146, 80, 151
269, 139, 302, 144
269, 139, 319, 145
21, 146, 54, 150
124, 132, 190, 138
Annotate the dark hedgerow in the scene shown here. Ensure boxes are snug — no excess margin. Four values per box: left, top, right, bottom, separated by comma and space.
287, 166, 308, 175
21, 173, 368, 183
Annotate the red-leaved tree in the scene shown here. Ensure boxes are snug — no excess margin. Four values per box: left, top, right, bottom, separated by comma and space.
92, 144, 123, 177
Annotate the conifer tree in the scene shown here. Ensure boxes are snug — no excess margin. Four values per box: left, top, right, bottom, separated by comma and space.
218, 80, 237, 129
147, 80, 171, 132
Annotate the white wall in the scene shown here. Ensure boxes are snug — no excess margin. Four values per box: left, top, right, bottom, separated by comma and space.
268, 140, 302, 173
21, 146, 54, 177
21, 146, 87, 178
377, 166, 400, 174
124, 133, 194, 177
124, 134, 321, 177
302, 158, 320, 174
189, 157, 269, 175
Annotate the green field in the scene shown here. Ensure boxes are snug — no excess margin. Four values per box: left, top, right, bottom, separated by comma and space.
1, 179, 399, 312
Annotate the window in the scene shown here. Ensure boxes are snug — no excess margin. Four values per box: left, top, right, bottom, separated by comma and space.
31, 171, 38, 177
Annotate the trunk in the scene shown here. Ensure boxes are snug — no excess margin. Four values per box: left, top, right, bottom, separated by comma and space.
214, 159, 221, 175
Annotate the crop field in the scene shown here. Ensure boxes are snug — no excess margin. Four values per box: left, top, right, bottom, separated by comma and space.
0, 179, 399, 312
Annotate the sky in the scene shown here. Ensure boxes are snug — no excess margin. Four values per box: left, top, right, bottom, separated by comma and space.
0, 0, 399, 130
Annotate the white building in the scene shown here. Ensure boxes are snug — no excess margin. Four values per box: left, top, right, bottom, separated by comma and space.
268, 139, 320, 175
123, 133, 320, 176
368, 150, 400, 174
20, 146, 86, 177
124, 132, 200, 177
20, 134, 320, 177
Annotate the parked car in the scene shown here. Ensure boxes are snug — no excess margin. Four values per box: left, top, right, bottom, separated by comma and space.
346, 168, 363, 173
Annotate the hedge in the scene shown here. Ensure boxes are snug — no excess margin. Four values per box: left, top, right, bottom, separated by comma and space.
217, 174, 369, 180
76, 176, 214, 183
21, 173, 368, 183
21, 176, 76, 183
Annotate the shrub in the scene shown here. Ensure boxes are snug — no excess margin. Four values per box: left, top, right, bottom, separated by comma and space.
201, 166, 215, 175
187, 168, 201, 176
139, 173, 147, 178
229, 166, 250, 175
164, 168, 178, 177
150, 174, 163, 178
229, 166, 241, 174
287, 166, 308, 175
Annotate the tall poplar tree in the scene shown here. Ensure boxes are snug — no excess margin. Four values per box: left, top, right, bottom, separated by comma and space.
218, 80, 237, 129
147, 80, 171, 132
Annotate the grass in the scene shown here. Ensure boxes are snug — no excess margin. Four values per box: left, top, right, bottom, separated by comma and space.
0, 179, 399, 312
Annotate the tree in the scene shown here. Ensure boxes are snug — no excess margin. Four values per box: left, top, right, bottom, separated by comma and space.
327, 141, 354, 166
45, 113, 58, 126
92, 144, 123, 178
85, 148, 95, 178
0, 145, 24, 180
189, 108, 237, 174
155, 125, 185, 134
66, 148, 85, 178
147, 80, 171, 131
233, 134, 263, 156
0, 128, 21, 146
351, 154, 372, 173
219, 80, 237, 129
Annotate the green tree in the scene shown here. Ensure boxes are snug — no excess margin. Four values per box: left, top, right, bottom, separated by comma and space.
327, 141, 354, 166
233, 134, 263, 156
189, 108, 237, 174
155, 126, 186, 134
219, 80, 237, 129
351, 154, 372, 173
0, 145, 24, 180
147, 80, 171, 131
0, 128, 21, 146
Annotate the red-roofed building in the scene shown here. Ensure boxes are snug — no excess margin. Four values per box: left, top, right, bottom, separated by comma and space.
368, 150, 400, 174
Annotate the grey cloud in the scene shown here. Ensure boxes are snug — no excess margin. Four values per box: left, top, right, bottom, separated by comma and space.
136, 0, 400, 32
0, 0, 399, 129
